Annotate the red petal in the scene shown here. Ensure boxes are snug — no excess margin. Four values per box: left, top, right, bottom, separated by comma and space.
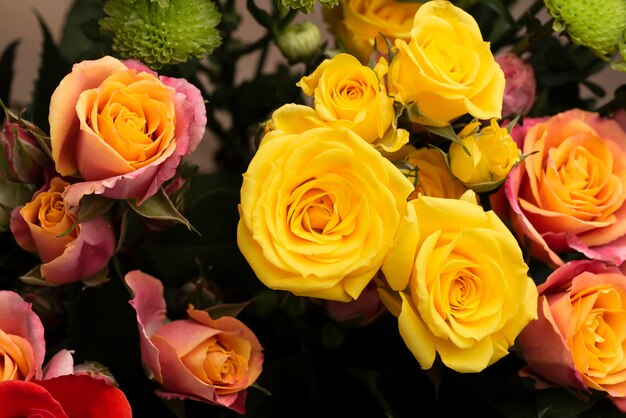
36, 375, 132, 418
0, 380, 68, 417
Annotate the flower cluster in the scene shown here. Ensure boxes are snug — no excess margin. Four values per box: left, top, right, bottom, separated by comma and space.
2, 0, 626, 415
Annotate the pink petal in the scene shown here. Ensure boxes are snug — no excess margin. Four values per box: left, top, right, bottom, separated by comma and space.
124, 270, 167, 382
40, 216, 116, 285
518, 296, 587, 390
42, 349, 75, 380
154, 320, 220, 357
0, 291, 45, 380
9, 205, 36, 252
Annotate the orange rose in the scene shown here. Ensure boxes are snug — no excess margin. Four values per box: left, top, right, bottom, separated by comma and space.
492, 109, 626, 266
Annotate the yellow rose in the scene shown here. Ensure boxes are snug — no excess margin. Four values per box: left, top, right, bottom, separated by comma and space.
296, 53, 408, 152
387, 0, 505, 126
449, 119, 521, 190
323, 0, 422, 64
380, 194, 537, 372
238, 126, 414, 302
392, 145, 468, 200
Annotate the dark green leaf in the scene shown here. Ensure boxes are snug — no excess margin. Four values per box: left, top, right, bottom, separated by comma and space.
203, 300, 252, 319
537, 388, 604, 418
128, 188, 199, 235
20, 264, 55, 287
58, 0, 107, 62
422, 123, 471, 156
0, 40, 19, 119
31, 12, 71, 133
58, 194, 115, 238
476, 0, 515, 25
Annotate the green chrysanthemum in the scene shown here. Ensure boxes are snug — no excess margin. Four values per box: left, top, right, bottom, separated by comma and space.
100, 0, 222, 69
545, 0, 626, 69
279, 0, 339, 14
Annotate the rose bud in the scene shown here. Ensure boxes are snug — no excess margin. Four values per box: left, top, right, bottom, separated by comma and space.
325, 281, 386, 326
0, 122, 49, 183
495, 52, 537, 117
449, 118, 521, 192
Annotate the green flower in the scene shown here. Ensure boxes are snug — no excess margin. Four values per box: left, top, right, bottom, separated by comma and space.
545, 0, 626, 68
279, 0, 339, 14
100, 0, 222, 69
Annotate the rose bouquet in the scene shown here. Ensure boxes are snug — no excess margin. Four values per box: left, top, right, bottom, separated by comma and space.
1, 0, 626, 416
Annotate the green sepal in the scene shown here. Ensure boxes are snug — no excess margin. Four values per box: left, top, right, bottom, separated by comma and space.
128, 187, 200, 235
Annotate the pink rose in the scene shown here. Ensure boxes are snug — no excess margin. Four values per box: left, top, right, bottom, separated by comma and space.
0, 375, 132, 417
49, 56, 206, 206
491, 109, 626, 266
0, 290, 46, 382
495, 52, 536, 117
325, 281, 385, 326
125, 270, 264, 413
519, 260, 626, 411
10, 177, 116, 284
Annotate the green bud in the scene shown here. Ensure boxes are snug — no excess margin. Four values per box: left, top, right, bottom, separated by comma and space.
276, 21, 323, 63
545, 0, 626, 63
1, 122, 49, 183
100, 0, 222, 69
279, 0, 338, 14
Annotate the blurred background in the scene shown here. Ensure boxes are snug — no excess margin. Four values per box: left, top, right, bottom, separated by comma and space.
1, 1, 623, 110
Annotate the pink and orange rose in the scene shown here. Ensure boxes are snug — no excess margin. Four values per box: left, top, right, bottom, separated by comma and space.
125, 270, 263, 414
49, 55, 206, 206
519, 260, 626, 411
492, 109, 626, 266
10, 177, 115, 285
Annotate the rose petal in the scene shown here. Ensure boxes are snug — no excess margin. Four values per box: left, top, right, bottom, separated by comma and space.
0, 380, 68, 417
0, 291, 45, 380
50, 56, 128, 176
42, 349, 75, 380
125, 270, 169, 383
37, 374, 132, 418
40, 216, 116, 285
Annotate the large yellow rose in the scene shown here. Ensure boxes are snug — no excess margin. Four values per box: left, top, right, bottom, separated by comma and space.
380, 194, 537, 372
323, 0, 422, 63
387, 0, 505, 126
238, 126, 414, 302
296, 53, 408, 152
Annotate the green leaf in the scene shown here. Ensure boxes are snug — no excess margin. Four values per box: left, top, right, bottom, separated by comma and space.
81, 265, 110, 288
422, 123, 471, 156
537, 388, 603, 418
20, 265, 56, 287
475, 0, 515, 25
203, 300, 252, 319
0, 40, 19, 120
31, 12, 71, 133
58, 0, 107, 62
58, 194, 115, 238
128, 188, 199, 235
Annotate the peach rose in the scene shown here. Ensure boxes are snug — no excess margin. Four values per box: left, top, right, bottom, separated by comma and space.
0, 291, 45, 382
10, 177, 115, 285
323, 0, 422, 63
491, 109, 626, 266
49, 56, 206, 206
519, 260, 626, 410
125, 270, 263, 414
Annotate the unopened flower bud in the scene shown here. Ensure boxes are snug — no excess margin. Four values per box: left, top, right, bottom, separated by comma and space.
495, 53, 537, 117
1, 122, 49, 183
325, 282, 385, 326
100, 0, 222, 69
276, 21, 323, 63
545, 0, 626, 65
449, 119, 521, 192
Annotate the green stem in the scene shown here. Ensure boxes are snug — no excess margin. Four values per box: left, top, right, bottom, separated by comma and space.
512, 19, 554, 55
